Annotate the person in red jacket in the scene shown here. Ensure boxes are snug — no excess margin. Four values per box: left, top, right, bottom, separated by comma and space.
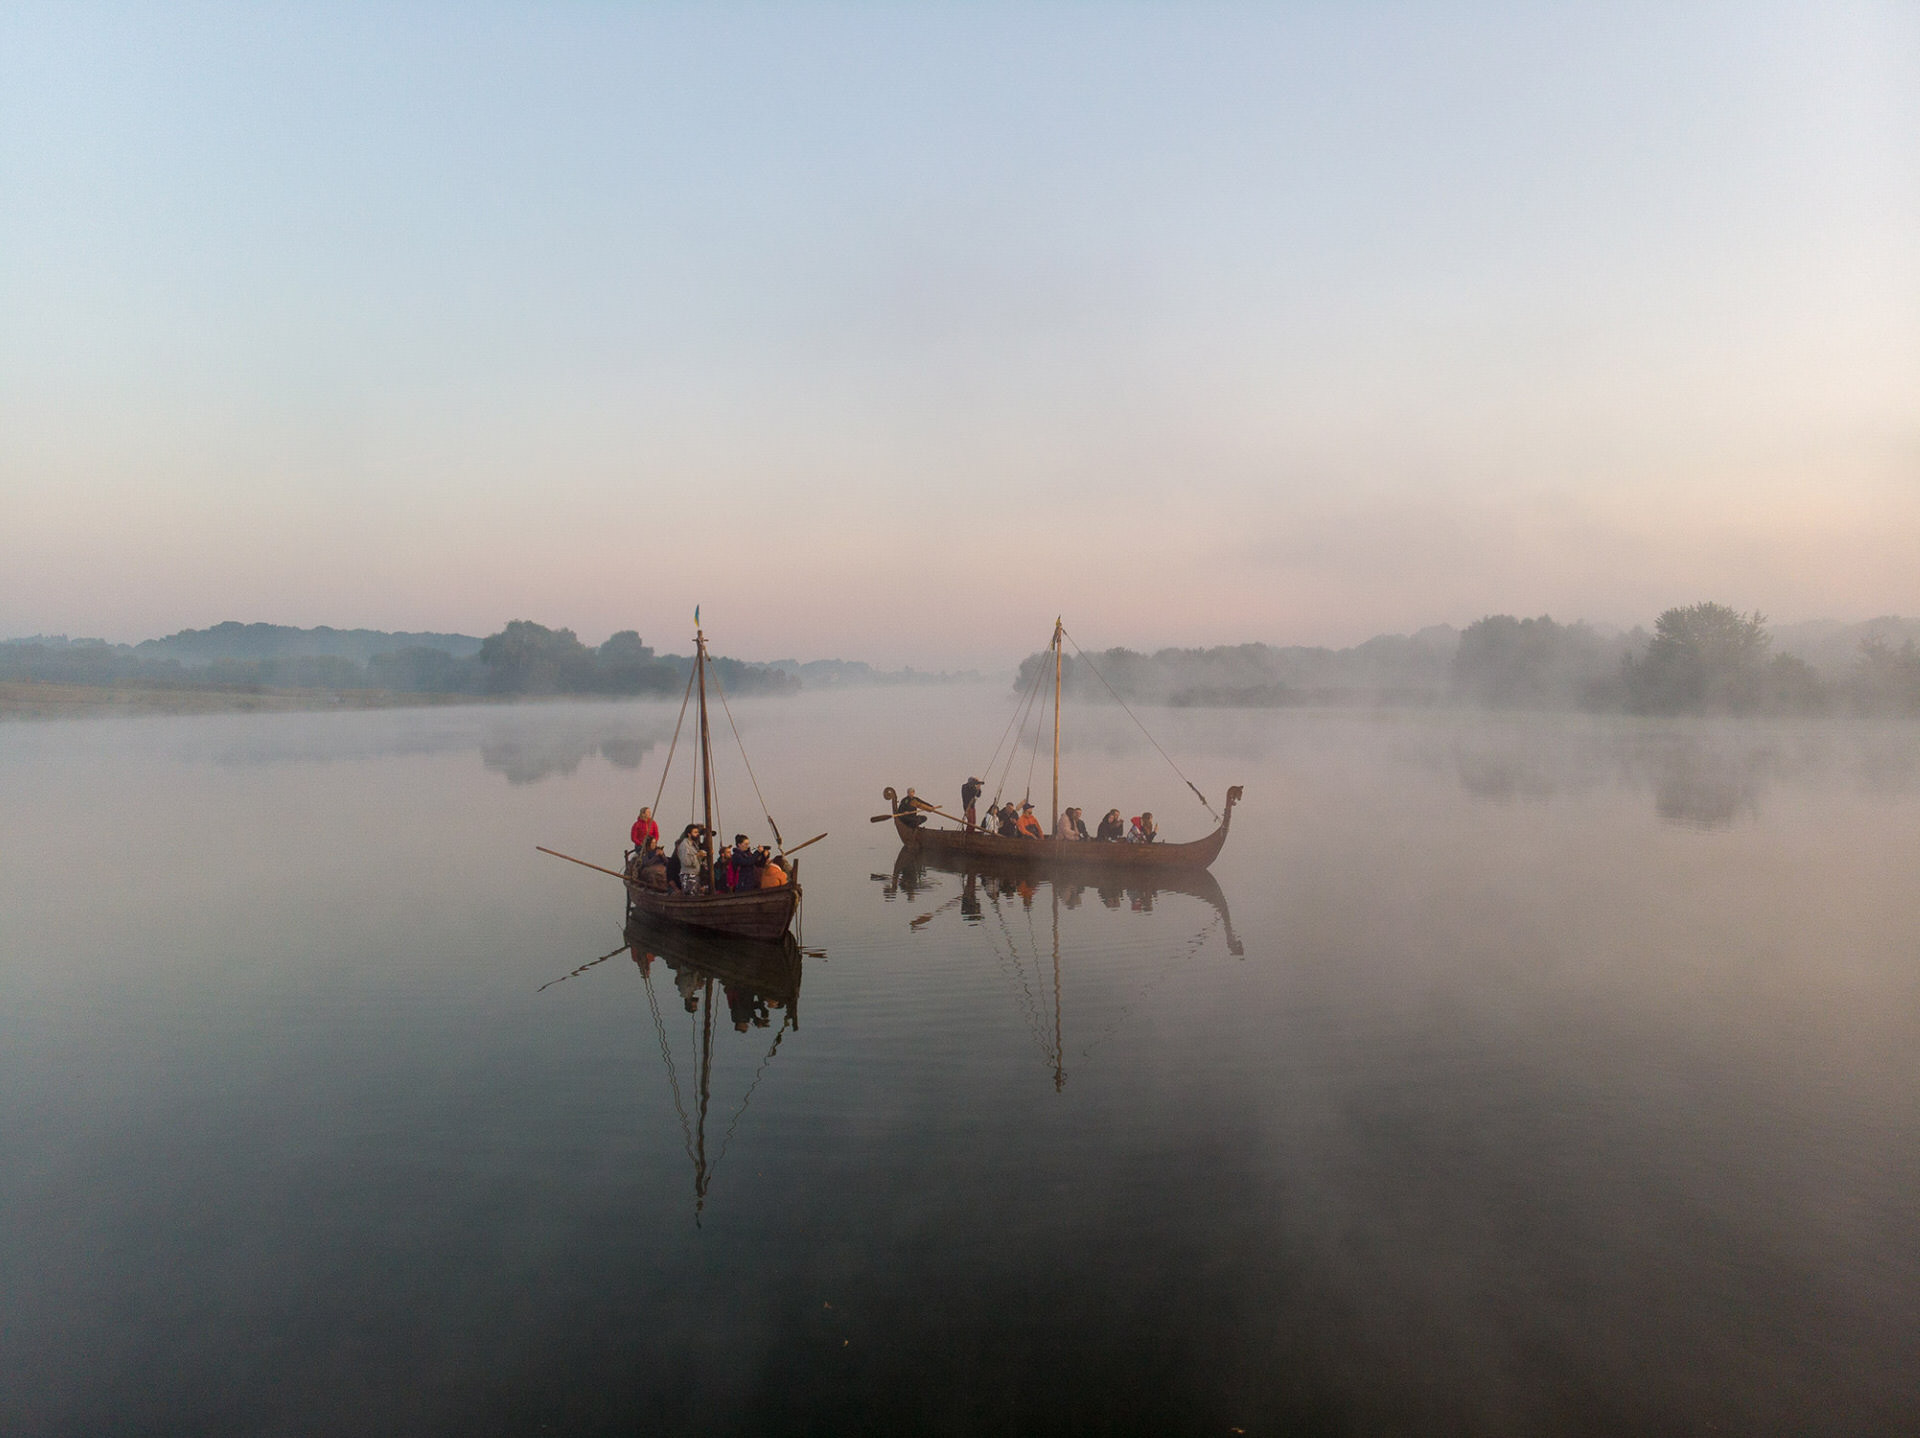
630, 807, 660, 855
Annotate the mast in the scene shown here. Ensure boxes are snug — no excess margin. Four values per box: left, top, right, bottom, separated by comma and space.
1051, 617, 1062, 834
696, 626, 715, 872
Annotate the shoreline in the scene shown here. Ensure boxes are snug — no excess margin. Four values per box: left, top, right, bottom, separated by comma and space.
0, 682, 513, 720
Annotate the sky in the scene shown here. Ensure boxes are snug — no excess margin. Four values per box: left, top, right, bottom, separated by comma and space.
2, 3, 1915, 667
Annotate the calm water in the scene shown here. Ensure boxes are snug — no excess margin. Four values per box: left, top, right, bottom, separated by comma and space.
3, 690, 1917, 1435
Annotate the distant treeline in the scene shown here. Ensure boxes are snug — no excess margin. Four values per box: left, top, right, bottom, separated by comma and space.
1017, 606, 1920, 717
0, 621, 798, 698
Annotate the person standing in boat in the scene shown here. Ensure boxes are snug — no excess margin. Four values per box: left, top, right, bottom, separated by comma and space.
674, 824, 705, 894
961, 776, 983, 830
630, 806, 660, 856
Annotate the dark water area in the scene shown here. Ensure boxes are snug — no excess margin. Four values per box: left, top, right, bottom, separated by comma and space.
3, 690, 1917, 1436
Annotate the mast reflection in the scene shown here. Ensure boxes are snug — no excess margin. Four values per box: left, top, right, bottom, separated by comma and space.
622, 913, 810, 1219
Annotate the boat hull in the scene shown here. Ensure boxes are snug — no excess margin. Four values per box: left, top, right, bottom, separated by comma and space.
624, 879, 800, 941
888, 785, 1241, 873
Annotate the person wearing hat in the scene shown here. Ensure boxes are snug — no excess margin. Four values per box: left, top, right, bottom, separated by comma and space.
961, 776, 984, 830
1016, 801, 1044, 839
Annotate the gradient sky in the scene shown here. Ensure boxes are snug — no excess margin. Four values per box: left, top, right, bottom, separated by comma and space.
3, 3, 1915, 665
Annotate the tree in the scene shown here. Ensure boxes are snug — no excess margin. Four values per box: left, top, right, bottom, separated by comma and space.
1452, 614, 1616, 708
1853, 634, 1920, 716
1625, 603, 1772, 714
478, 621, 598, 694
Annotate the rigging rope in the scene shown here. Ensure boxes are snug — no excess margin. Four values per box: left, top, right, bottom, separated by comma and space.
651, 660, 699, 820
1061, 626, 1218, 821
1022, 665, 1051, 805
990, 653, 1049, 811
706, 660, 783, 849
979, 650, 1046, 798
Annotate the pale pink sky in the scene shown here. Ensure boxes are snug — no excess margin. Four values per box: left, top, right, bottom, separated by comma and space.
3, 4, 1915, 666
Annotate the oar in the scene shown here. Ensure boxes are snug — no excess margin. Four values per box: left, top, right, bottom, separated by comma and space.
869, 800, 972, 826
778, 832, 828, 858
536, 846, 630, 882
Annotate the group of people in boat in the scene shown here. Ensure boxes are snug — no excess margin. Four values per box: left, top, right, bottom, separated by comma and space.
896, 783, 1160, 842
625, 806, 792, 895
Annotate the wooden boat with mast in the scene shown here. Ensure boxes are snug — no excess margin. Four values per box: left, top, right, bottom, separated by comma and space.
885, 619, 1242, 873
621, 618, 816, 941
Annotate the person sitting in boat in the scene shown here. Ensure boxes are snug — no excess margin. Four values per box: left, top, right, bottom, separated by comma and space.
895, 787, 929, 828
1016, 802, 1044, 839
993, 803, 1021, 837
674, 824, 705, 894
961, 776, 984, 830
1096, 808, 1125, 841
630, 806, 660, 855
1054, 806, 1086, 840
1129, 812, 1159, 843
1072, 806, 1091, 839
759, 853, 790, 887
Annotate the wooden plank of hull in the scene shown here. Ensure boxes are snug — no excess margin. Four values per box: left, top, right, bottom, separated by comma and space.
890, 785, 1240, 872
624, 880, 800, 941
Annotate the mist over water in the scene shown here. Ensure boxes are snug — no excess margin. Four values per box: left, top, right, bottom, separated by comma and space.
3, 690, 1916, 1434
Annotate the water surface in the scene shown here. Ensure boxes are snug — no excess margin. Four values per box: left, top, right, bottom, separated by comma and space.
2, 692, 1916, 1434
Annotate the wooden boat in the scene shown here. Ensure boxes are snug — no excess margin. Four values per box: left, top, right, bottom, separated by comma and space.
619, 619, 811, 942
885, 618, 1242, 873
886, 786, 1241, 873
626, 879, 798, 942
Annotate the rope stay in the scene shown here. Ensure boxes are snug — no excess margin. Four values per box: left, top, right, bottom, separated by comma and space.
978, 652, 1044, 801
705, 659, 783, 849
650, 659, 699, 819
1022, 664, 1051, 805
1060, 625, 1218, 822
990, 653, 1050, 811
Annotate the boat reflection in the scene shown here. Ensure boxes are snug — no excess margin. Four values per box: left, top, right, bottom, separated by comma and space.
884, 848, 1244, 957
882, 847, 1246, 1093
623, 915, 810, 1218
